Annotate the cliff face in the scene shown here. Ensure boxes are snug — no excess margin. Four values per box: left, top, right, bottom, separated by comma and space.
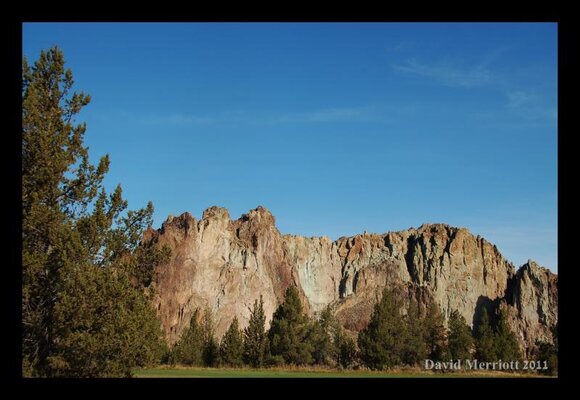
504, 261, 558, 349
143, 206, 294, 344
143, 206, 557, 356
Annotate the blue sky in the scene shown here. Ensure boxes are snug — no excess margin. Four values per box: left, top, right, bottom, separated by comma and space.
22, 23, 557, 271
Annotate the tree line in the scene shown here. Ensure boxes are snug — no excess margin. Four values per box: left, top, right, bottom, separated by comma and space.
167, 288, 357, 369
166, 286, 557, 375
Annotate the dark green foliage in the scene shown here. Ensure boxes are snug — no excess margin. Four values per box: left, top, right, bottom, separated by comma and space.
535, 324, 557, 376
48, 265, 165, 377
159, 343, 173, 365
314, 305, 358, 369
201, 309, 219, 367
267, 286, 314, 365
172, 311, 203, 366
308, 307, 334, 365
474, 308, 497, 361
335, 331, 357, 369
447, 310, 473, 360
494, 308, 522, 362
534, 342, 558, 375
263, 339, 285, 367
535, 342, 557, 376
22, 46, 168, 377
423, 303, 448, 361
401, 299, 428, 365
203, 338, 219, 367
474, 307, 522, 363
123, 244, 171, 288
358, 289, 452, 369
243, 296, 267, 367
219, 317, 244, 367
307, 319, 330, 365
358, 288, 407, 369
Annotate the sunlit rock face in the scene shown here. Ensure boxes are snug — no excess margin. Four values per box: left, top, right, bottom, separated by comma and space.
143, 206, 557, 355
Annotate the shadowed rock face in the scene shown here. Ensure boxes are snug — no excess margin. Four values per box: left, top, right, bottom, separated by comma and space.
143, 206, 557, 356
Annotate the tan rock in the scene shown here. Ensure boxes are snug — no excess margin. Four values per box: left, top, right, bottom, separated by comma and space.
504, 260, 558, 356
144, 206, 557, 352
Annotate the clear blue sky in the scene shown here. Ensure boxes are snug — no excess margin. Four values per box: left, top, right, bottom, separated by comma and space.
23, 23, 557, 271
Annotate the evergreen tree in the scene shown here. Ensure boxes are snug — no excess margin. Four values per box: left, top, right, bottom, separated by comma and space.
219, 317, 244, 367
447, 310, 473, 361
22, 46, 168, 377
494, 308, 522, 362
243, 296, 267, 367
474, 308, 497, 361
401, 298, 428, 365
422, 302, 448, 362
334, 329, 357, 369
203, 337, 219, 367
358, 288, 406, 369
124, 244, 171, 288
48, 264, 165, 377
314, 305, 358, 369
173, 310, 203, 366
201, 308, 219, 367
535, 324, 557, 376
267, 286, 313, 365
308, 306, 335, 365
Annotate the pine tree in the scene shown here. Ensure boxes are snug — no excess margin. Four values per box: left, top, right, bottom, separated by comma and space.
243, 296, 267, 367
48, 265, 165, 377
203, 337, 219, 367
474, 308, 497, 362
201, 309, 219, 367
313, 304, 358, 369
494, 308, 522, 362
422, 302, 448, 362
447, 310, 473, 361
173, 310, 204, 366
308, 306, 335, 365
536, 341, 557, 376
268, 286, 314, 365
358, 288, 406, 369
219, 317, 244, 367
334, 329, 357, 369
22, 46, 167, 377
535, 324, 557, 376
401, 298, 428, 365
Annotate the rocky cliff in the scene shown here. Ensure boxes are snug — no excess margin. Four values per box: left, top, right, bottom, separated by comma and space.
142, 206, 557, 356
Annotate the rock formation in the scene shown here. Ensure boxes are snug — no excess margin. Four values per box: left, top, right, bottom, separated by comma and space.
142, 206, 557, 356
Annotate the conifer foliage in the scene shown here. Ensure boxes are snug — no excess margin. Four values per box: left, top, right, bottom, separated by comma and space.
22, 47, 168, 377
474, 308, 497, 361
267, 286, 313, 365
172, 311, 203, 366
219, 317, 244, 367
201, 309, 220, 367
494, 308, 522, 362
243, 296, 267, 367
357, 288, 408, 369
447, 310, 474, 360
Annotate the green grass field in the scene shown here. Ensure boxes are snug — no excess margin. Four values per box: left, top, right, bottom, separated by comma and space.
133, 366, 545, 378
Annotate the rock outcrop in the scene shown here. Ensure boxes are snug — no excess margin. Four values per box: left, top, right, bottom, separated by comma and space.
143, 206, 557, 356
504, 260, 558, 350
